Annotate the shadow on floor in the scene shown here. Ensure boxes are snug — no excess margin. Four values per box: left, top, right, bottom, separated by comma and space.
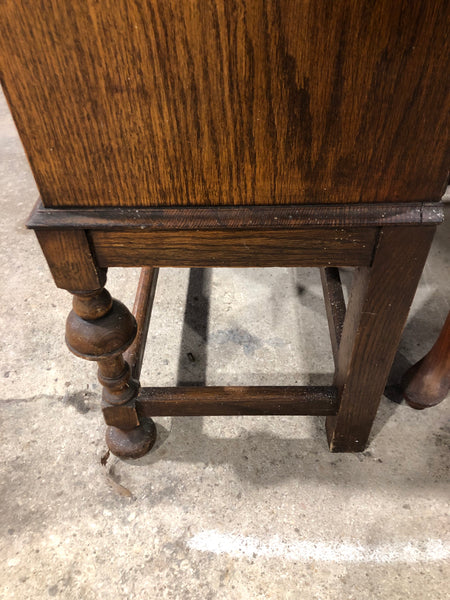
138, 265, 447, 482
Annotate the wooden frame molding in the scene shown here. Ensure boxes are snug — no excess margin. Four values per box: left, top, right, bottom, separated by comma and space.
27, 200, 444, 270
28, 200, 444, 231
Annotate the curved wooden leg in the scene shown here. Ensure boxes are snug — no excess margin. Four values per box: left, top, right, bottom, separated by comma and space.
66, 286, 156, 458
402, 311, 450, 409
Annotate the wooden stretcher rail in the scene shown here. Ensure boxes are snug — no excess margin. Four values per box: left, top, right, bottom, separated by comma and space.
320, 267, 347, 365
136, 386, 339, 416
124, 267, 159, 380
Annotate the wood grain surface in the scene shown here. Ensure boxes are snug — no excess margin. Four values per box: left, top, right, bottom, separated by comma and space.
2, 1, 449, 208
320, 267, 346, 365
326, 225, 436, 451
137, 386, 339, 416
90, 227, 377, 267
35, 229, 107, 291
124, 267, 159, 381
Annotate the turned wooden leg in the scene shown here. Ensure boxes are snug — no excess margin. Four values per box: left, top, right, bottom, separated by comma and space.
326, 226, 436, 452
401, 311, 450, 409
65, 286, 156, 458
34, 230, 157, 458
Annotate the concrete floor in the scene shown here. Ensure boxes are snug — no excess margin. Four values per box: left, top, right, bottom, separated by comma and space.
0, 88, 449, 600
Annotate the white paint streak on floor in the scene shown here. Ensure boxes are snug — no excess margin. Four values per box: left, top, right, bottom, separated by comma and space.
188, 530, 450, 564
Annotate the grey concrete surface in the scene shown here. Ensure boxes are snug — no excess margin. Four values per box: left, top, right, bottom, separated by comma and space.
0, 88, 449, 600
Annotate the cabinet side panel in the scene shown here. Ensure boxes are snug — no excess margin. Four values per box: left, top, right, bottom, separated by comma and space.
1, 0, 449, 207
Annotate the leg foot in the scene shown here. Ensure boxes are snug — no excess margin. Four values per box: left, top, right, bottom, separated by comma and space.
401, 311, 450, 410
105, 418, 157, 459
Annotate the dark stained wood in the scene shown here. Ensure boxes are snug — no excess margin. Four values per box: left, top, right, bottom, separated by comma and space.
35, 230, 106, 292
66, 287, 139, 405
124, 267, 159, 380
27, 201, 444, 231
105, 418, 157, 459
2, 1, 449, 208
66, 297, 137, 365
320, 267, 346, 365
102, 399, 140, 430
65, 281, 155, 457
137, 386, 338, 416
90, 228, 377, 268
402, 311, 450, 409
326, 226, 436, 452
71, 288, 113, 321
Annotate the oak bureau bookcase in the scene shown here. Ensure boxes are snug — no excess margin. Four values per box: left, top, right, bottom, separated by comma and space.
1, 1, 448, 458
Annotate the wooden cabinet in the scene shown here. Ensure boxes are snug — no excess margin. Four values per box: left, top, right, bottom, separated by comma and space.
1, 1, 448, 457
